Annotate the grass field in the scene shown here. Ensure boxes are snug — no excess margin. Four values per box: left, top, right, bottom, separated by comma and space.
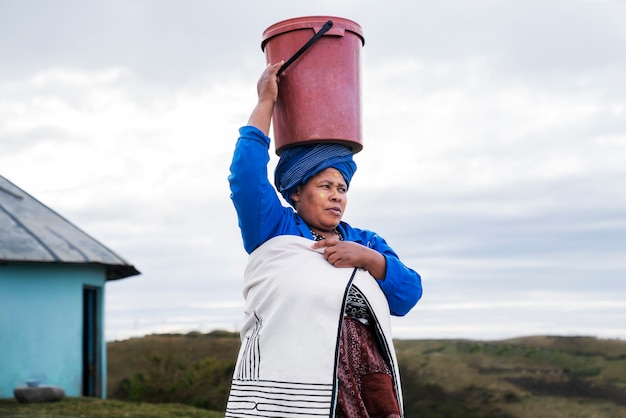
394, 336, 626, 417
0, 397, 223, 417
2, 332, 625, 418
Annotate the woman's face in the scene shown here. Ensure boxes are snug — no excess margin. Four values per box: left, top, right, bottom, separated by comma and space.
292, 167, 348, 233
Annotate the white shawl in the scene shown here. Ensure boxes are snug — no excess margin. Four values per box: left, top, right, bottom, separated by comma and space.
225, 235, 402, 417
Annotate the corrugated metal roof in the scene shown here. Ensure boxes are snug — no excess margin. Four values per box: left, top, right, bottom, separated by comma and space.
0, 175, 140, 281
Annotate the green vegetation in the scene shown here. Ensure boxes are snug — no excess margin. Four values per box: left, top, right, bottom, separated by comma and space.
395, 337, 626, 418
108, 331, 239, 411
0, 397, 223, 417
2, 332, 625, 417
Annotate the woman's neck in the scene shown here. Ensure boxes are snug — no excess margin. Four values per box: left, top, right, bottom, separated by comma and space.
310, 227, 339, 239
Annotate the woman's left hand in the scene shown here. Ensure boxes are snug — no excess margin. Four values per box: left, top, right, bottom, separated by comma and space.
312, 235, 387, 280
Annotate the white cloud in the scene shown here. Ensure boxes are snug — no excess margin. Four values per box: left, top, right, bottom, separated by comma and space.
2, 0, 626, 341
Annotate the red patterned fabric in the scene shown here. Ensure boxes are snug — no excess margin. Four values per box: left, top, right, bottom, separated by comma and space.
336, 317, 401, 418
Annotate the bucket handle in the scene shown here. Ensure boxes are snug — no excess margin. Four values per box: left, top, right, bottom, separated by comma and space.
278, 20, 334, 76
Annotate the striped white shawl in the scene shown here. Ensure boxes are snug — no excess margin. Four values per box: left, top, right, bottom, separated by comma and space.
225, 235, 402, 417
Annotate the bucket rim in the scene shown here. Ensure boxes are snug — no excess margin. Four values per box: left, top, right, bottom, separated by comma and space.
261, 16, 364, 51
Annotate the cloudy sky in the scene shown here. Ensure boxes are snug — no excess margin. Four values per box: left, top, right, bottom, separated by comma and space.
1, 0, 625, 342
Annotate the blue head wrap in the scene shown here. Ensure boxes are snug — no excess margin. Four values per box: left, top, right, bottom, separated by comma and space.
274, 143, 357, 207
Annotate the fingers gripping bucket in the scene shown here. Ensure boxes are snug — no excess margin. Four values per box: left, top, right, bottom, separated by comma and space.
262, 16, 365, 155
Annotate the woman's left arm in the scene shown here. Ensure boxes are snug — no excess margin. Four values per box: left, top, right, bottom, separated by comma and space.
312, 233, 422, 316
378, 253, 422, 316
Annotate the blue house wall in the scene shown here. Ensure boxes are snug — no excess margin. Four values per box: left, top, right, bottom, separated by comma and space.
0, 263, 107, 399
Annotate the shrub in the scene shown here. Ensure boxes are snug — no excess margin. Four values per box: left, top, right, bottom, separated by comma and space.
114, 353, 235, 410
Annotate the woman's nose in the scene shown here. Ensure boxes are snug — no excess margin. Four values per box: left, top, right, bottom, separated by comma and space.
329, 188, 341, 201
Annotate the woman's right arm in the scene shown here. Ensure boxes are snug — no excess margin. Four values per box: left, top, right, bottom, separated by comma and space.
228, 63, 287, 254
247, 62, 283, 135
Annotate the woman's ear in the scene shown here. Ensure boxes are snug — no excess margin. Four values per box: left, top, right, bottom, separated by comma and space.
291, 186, 301, 203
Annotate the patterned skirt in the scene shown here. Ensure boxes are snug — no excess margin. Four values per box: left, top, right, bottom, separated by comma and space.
336, 316, 401, 418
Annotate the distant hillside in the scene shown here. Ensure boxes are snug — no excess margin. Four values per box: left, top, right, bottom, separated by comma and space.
394, 336, 626, 417
108, 333, 626, 418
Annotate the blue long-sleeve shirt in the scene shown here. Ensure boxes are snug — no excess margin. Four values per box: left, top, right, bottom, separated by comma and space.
228, 125, 422, 316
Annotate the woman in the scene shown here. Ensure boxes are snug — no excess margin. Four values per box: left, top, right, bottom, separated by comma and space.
226, 62, 423, 417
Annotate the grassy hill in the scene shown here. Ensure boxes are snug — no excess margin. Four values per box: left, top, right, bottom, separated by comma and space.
5, 332, 623, 417
106, 331, 626, 418
394, 336, 626, 417
107, 331, 240, 411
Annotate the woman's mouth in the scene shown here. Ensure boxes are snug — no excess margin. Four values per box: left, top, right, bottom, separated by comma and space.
327, 207, 342, 216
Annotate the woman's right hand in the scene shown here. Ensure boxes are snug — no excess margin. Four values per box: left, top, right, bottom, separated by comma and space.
257, 62, 283, 104
247, 61, 283, 135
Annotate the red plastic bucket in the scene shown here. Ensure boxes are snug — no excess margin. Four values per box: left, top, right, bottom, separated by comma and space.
262, 16, 365, 154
